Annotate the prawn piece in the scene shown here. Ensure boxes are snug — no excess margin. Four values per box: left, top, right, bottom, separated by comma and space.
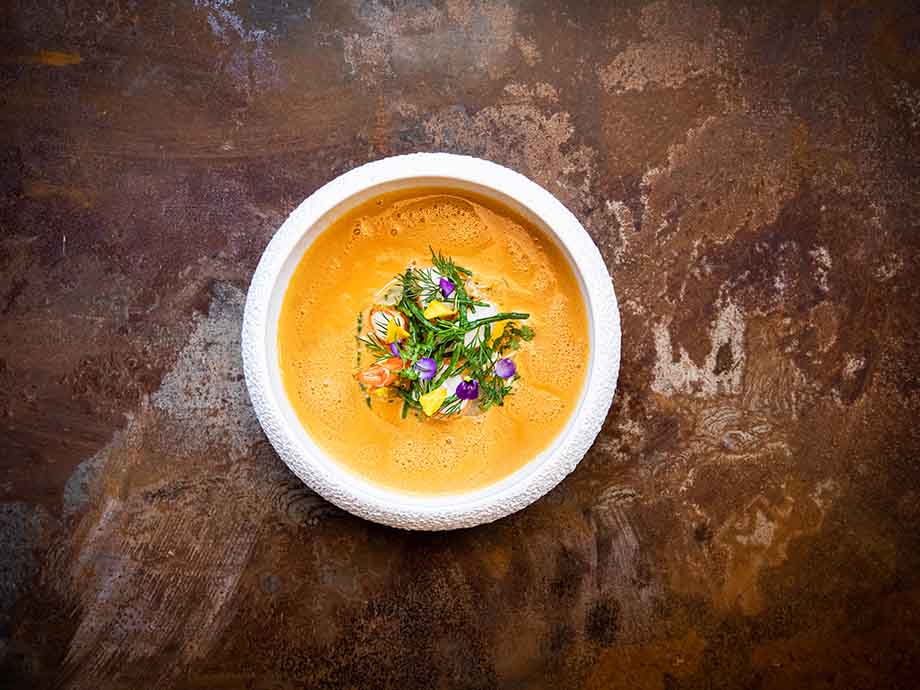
355, 357, 404, 389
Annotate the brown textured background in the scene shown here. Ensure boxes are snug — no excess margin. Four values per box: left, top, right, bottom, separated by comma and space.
2, 1, 920, 688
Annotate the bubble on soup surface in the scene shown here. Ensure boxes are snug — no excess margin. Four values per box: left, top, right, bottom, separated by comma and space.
545, 292, 573, 321
509, 385, 566, 425
531, 335, 585, 391
306, 380, 343, 409
529, 267, 557, 294
393, 441, 422, 471
503, 236, 535, 273
400, 197, 489, 248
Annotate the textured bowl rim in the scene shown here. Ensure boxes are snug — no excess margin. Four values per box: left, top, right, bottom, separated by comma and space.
242, 153, 620, 530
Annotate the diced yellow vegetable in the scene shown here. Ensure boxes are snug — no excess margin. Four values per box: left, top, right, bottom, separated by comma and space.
419, 387, 448, 416
385, 319, 410, 343
423, 300, 457, 320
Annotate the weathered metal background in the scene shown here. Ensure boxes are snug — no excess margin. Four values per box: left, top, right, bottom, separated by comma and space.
1, 1, 919, 688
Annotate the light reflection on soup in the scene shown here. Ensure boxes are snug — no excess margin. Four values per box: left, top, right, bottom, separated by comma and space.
278, 189, 589, 494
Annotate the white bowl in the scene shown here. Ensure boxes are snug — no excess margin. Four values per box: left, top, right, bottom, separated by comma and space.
242, 153, 620, 530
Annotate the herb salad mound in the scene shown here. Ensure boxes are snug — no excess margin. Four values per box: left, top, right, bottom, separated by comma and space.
355, 250, 534, 419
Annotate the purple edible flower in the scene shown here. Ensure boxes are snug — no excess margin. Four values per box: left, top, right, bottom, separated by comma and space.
455, 379, 479, 400
414, 357, 437, 381
439, 277, 455, 298
389, 342, 401, 357
495, 358, 516, 379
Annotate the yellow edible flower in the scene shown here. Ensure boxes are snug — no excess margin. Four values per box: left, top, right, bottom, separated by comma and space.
385, 319, 410, 343
419, 387, 447, 416
488, 320, 507, 345
373, 387, 390, 398
423, 300, 457, 320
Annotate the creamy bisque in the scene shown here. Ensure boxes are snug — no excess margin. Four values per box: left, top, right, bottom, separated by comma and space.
278, 189, 589, 494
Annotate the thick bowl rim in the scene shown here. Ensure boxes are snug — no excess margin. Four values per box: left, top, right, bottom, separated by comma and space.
242, 153, 620, 530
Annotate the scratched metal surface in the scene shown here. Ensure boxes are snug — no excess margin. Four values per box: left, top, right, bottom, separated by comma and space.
1, 1, 919, 688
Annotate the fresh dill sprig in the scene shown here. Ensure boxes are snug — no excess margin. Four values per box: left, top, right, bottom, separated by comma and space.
357, 334, 389, 360
414, 267, 443, 306
431, 248, 472, 278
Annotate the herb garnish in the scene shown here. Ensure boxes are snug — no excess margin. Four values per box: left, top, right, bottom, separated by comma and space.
355, 249, 535, 417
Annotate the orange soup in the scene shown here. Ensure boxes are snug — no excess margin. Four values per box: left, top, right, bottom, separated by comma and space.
278, 189, 589, 494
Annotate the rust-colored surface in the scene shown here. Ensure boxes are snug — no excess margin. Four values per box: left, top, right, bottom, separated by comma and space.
2, 1, 920, 688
